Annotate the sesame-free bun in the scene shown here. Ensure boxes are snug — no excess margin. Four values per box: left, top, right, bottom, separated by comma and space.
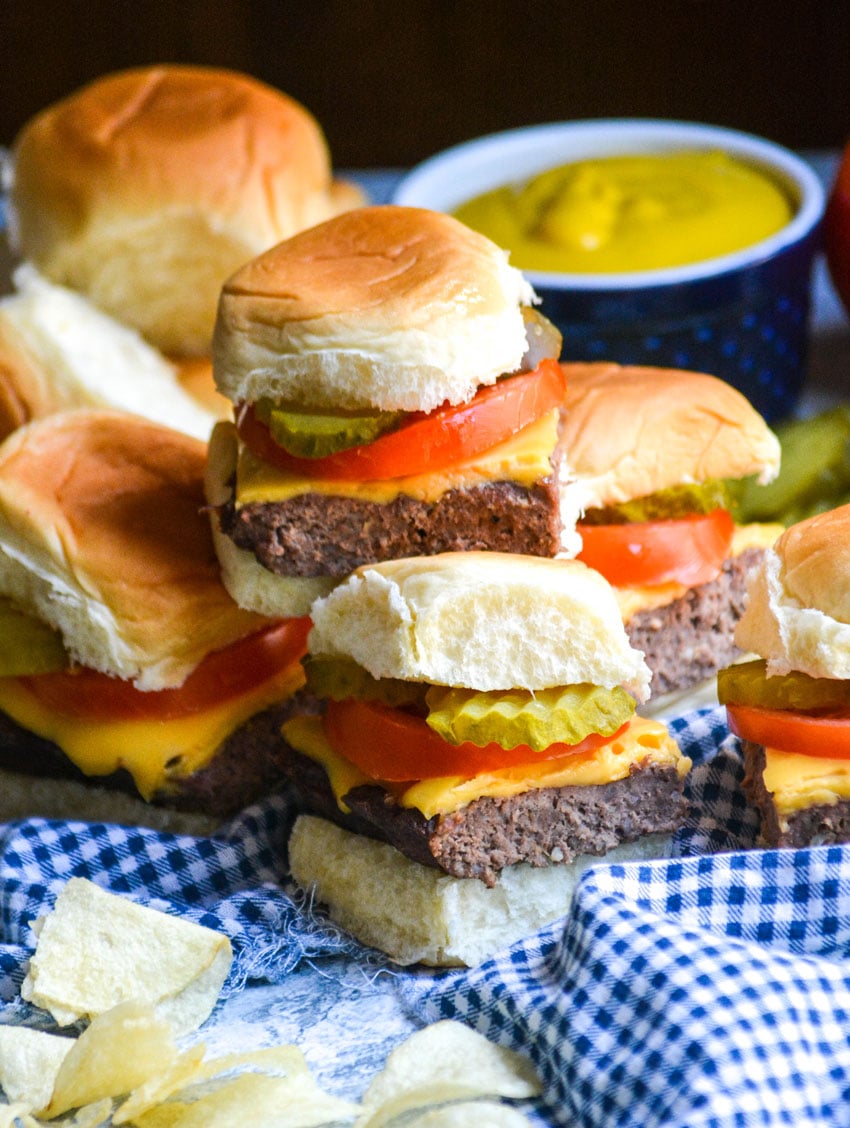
0, 410, 268, 690
288, 814, 672, 966
0, 266, 218, 441
735, 503, 850, 679
307, 551, 651, 701
9, 65, 365, 357
213, 205, 537, 413
559, 362, 781, 507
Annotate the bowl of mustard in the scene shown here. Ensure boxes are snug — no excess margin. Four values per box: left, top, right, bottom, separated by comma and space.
394, 119, 825, 421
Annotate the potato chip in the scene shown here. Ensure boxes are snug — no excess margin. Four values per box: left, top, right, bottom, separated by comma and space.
358, 1087, 535, 1128
0, 1102, 41, 1128
60, 1098, 115, 1127
356, 1021, 541, 1126
0, 1025, 73, 1112
112, 1045, 207, 1125
21, 879, 232, 1036
388, 1101, 532, 1126
41, 1001, 178, 1119
129, 1072, 358, 1128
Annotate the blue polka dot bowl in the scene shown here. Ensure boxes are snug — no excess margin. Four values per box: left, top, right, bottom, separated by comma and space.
393, 119, 825, 422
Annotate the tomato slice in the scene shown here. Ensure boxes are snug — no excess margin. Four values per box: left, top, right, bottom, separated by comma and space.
236, 357, 566, 482
726, 703, 850, 759
577, 509, 735, 587
323, 696, 628, 781
18, 617, 311, 721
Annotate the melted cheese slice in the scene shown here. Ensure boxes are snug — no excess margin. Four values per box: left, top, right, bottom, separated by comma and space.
283, 713, 690, 820
615, 521, 785, 622
761, 746, 850, 822
0, 664, 305, 801
235, 410, 560, 506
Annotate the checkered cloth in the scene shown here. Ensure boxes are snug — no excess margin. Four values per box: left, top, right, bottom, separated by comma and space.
2, 705, 850, 1126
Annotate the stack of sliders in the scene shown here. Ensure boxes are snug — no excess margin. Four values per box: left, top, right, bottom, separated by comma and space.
0, 265, 219, 442
719, 503, 850, 847
6, 64, 364, 378
0, 409, 311, 820
282, 551, 692, 967
206, 204, 573, 617
558, 362, 783, 708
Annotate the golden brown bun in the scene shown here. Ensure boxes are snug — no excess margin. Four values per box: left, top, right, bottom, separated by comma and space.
0, 410, 269, 689
735, 503, 850, 679
307, 551, 652, 701
559, 362, 781, 507
213, 205, 537, 412
0, 266, 218, 441
9, 65, 365, 357
289, 815, 673, 967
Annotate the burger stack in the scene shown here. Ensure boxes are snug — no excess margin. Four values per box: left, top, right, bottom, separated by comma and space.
0, 67, 796, 967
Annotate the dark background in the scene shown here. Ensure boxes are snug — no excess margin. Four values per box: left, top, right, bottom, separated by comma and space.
2, 0, 850, 168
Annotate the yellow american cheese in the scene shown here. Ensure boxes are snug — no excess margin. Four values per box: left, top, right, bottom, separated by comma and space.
282, 713, 690, 819
0, 663, 305, 801
615, 521, 784, 622
761, 746, 850, 823
235, 410, 560, 506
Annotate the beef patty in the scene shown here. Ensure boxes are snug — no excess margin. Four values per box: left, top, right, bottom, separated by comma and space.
284, 748, 688, 887
0, 689, 318, 818
743, 740, 850, 849
626, 547, 764, 696
218, 478, 564, 577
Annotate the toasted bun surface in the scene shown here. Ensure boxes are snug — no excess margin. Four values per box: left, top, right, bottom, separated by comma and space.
10, 65, 364, 356
289, 814, 672, 966
307, 552, 651, 700
735, 504, 850, 679
559, 363, 781, 507
0, 410, 268, 689
0, 266, 218, 441
213, 205, 537, 412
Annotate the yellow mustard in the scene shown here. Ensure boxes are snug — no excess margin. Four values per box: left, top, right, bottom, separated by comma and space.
453, 150, 793, 273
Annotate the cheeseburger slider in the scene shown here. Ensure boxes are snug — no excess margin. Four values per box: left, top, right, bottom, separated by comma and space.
719, 503, 850, 847
0, 265, 219, 442
282, 552, 691, 967
207, 205, 571, 618
0, 409, 310, 817
559, 362, 782, 703
7, 64, 364, 358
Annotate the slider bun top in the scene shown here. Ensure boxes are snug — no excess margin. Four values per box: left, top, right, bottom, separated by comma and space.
9, 65, 364, 357
0, 410, 268, 690
213, 205, 537, 413
559, 362, 781, 508
307, 551, 651, 701
0, 266, 218, 442
735, 503, 850, 680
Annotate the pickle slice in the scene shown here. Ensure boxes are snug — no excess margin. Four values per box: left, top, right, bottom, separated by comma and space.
736, 406, 850, 526
254, 398, 404, 459
424, 683, 635, 751
717, 657, 850, 712
304, 655, 426, 709
581, 479, 734, 525
0, 598, 68, 676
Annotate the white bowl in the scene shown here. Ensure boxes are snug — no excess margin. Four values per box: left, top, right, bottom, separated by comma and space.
393, 119, 825, 420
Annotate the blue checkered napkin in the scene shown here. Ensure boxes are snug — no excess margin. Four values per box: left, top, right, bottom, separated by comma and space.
0, 792, 363, 1010
396, 704, 850, 1128
670, 705, 762, 855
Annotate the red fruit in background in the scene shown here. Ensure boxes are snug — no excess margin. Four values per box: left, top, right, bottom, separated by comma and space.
825, 142, 850, 318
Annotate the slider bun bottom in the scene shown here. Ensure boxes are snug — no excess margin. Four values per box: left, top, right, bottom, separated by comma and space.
288, 814, 674, 967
